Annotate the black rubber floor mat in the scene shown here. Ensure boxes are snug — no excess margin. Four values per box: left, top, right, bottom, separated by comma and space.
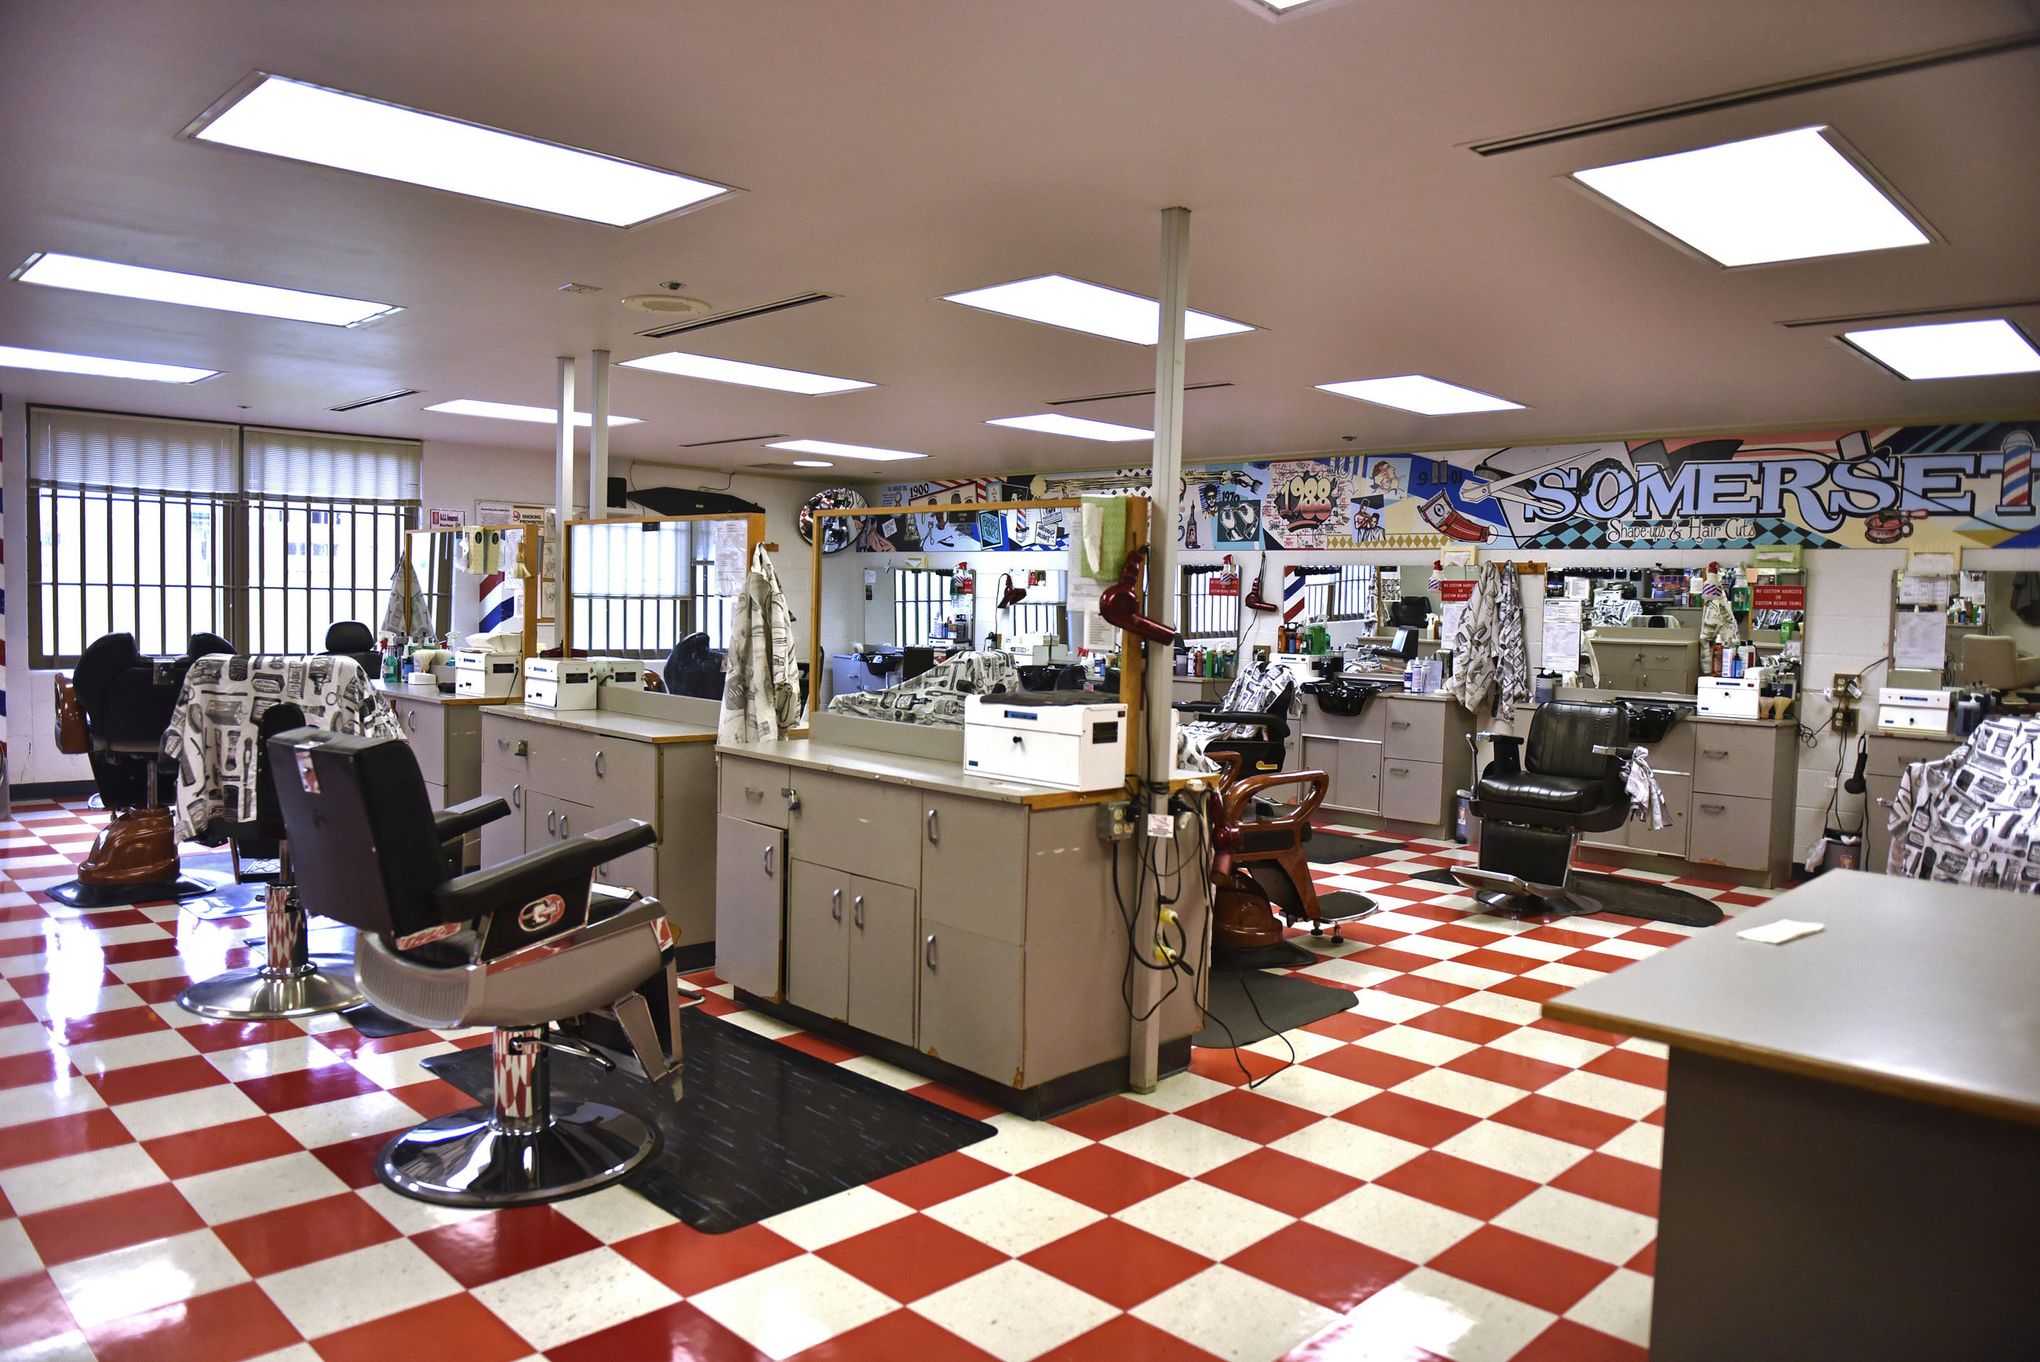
1306, 831, 1397, 866
1214, 940, 1318, 972
424, 1009, 995, 1233
45, 876, 221, 908
1194, 971, 1354, 1048
339, 1003, 420, 1038
1572, 871, 1725, 927
1409, 868, 1465, 885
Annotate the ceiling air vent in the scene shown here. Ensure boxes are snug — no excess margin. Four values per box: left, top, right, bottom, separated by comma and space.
1049, 381, 1232, 407
635, 291, 836, 339
328, 387, 420, 412
682, 432, 785, 449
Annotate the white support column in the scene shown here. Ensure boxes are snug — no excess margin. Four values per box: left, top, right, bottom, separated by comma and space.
587, 349, 611, 520
554, 355, 576, 630
1130, 205, 1192, 1092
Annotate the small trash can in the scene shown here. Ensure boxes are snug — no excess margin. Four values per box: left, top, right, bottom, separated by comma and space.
1455, 789, 1477, 847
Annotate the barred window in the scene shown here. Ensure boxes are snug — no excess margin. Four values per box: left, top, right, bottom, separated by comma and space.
894, 568, 953, 645
1180, 566, 1241, 640
1305, 564, 1374, 623
569, 518, 734, 658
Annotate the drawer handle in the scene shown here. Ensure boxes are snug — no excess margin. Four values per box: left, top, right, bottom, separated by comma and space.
1390, 720, 1411, 729
498, 738, 527, 756
511, 783, 522, 810
547, 809, 558, 834
924, 933, 938, 970
560, 813, 569, 837
743, 785, 764, 801
1388, 766, 1408, 776
405, 711, 417, 732
782, 786, 801, 811
764, 844, 777, 877
1701, 749, 1729, 759
926, 808, 939, 844
853, 894, 865, 929
594, 750, 605, 778
831, 886, 842, 921
1699, 803, 1726, 814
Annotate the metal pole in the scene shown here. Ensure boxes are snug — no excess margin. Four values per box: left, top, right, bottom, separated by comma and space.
1131, 205, 1192, 1092
554, 355, 576, 528
588, 350, 611, 521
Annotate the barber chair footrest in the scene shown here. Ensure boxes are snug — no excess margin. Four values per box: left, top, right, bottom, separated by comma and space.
379, 1100, 654, 1208
176, 963, 365, 1020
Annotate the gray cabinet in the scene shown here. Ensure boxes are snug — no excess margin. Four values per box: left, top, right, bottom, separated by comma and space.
786, 858, 850, 1022
1296, 692, 1468, 830
715, 815, 784, 998
920, 793, 1027, 945
918, 920, 1023, 1086
785, 858, 918, 1047
1688, 792, 1772, 870
1864, 734, 1960, 873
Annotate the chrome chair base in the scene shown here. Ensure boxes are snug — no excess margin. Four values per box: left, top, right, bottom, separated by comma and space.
177, 961, 365, 1019
379, 1100, 655, 1207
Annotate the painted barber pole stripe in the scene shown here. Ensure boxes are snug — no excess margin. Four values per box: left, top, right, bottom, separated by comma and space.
1282, 568, 1307, 623
478, 570, 516, 633
2000, 432, 2034, 512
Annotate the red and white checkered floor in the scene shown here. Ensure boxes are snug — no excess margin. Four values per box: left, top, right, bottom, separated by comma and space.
0, 798, 1780, 1362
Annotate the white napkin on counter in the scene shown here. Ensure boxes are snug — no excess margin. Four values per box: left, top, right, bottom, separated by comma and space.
1738, 919, 1825, 945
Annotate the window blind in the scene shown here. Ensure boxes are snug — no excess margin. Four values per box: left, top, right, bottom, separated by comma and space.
29, 408, 238, 493
243, 426, 422, 501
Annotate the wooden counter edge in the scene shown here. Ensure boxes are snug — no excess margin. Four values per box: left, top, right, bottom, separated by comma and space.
1543, 996, 2040, 1128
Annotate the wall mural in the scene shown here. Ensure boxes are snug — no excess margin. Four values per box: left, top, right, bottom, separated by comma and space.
856, 420, 2040, 553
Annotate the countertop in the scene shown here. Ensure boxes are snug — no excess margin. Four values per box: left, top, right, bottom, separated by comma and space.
719, 736, 1127, 809
485, 703, 718, 745
373, 681, 504, 708
1545, 871, 2040, 1125
1867, 727, 1966, 745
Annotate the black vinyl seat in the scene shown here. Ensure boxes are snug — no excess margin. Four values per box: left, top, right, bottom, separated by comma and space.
1455, 701, 1632, 915
662, 632, 726, 700
1175, 667, 1297, 778
323, 620, 381, 677
269, 728, 683, 1207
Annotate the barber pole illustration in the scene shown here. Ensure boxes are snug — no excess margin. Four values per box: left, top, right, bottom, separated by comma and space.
1282, 567, 1307, 624
478, 566, 516, 633
2000, 431, 2034, 514
1428, 560, 1443, 593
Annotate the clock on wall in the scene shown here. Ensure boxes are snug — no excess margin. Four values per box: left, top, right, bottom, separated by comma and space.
798, 488, 867, 554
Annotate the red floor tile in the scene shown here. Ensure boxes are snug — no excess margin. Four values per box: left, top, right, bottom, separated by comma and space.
178, 1019, 309, 1055
86, 1055, 227, 1105
1551, 1152, 1660, 1218
86, 1280, 301, 1362
1023, 1219, 1212, 1310
1229, 1221, 1414, 1312
310, 1130, 396, 1188
1188, 1045, 1289, 1086
1429, 1224, 1617, 1314
1493, 1094, 1633, 1149
1337, 1091, 1480, 1147
412, 1204, 603, 1287
1336, 946, 1441, 974
906, 1081, 1004, 1120
791, 1307, 998, 1362
0, 1271, 79, 1353
216, 1192, 400, 1277
1199, 1147, 1361, 1217
0, 1050, 73, 1089
1373, 974, 1475, 1005
1042, 1314, 1225, 1361
44, 1005, 169, 1047
1582, 1047, 1667, 1090
816, 1213, 1007, 1302
142, 1116, 300, 1179
1179, 1088, 1322, 1145
1023, 1143, 1185, 1213
21, 1183, 203, 1266
390, 1077, 477, 1119
1375, 1150, 1539, 1220
99, 938, 184, 965
867, 1151, 1005, 1210
0, 1107, 133, 1170
1299, 1009, 1388, 1042
312, 1293, 533, 1362
1444, 1046, 1570, 1092
1533, 1017, 1626, 1046
1487, 975, 1570, 1004
234, 1062, 382, 1112
1422, 923, 1505, 948
615, 1221, 803, 1297
1051, 1094, 1166, 1141
1406, 1006, 1516, 1045
1513, 1318, 1648, 1362
1304, 1044, 1428, 1090
1627, 1239, 1657, 1275
776, 1031, 863, 1064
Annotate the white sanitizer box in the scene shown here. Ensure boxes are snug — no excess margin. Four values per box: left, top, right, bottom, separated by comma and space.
524, 657, 598, 709
964, 693, 1127, 791
454, 650, 522, 699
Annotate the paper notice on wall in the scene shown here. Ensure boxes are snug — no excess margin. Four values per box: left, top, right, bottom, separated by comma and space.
1542, 600, 1584, 672
1565, 575, 1591, 601
712, 519, 749, 597
1067, 572, 1103, 616
1893, 610, 1948, 670
1897, 573, 1951, 607
1440, 602, 1467, 647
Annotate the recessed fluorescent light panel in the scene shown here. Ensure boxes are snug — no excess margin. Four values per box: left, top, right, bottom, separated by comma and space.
790, 459, 833, 468
188, 74, 734, 227
619, 351, 873, 395
1317, 375, 1524, 415
0, 344, 216, 383
425, 399, 641, 427
1255, 0, 1330, 10
1841, 319, 2040, 380
766, 439, 926, 462
943, 274, 1255, 345
14, 252, 400, 327
1572, 127, 1928, 267
988, 413, 1153, 442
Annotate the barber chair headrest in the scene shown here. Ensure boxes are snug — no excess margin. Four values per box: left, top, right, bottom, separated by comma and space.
1525, 701, 1627, 780
71, 632, 142, 717
187, 632, 234, 657
325, 621, 376, 655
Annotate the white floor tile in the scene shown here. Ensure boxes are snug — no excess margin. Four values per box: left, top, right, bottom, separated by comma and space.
1124, 1071, 1233, 1113
1102, 1113, 1257, 1178
966, 1112, 1092, 1174
691, 1253, 897, 1360
260, 1238, 463, 1339
111, 1082, 264, 1142
1357, 1025, 1477, 1067
1491, 1186, 1656, 1264
833, 1054, 926, 1090
1337, 1266, 1557, 1362
1538, 1070, 1663, 1120
1563, 1266, 1654, 1346
472, 1246, 679, 1352
270, 1091, 419, 1148
1270, 1119, 1423, 1180
1389, 1068, 1522, 1118
58, 1028, 198, 1076
0, 1142, 168, 1215
1244, 1028, 1345, 1067
176, 1152, 349, 1225
1117, 1179, 1291, 1260
1439, 991, 1544, 1026
914, 1259, 1116, 1362
353, 1182, 496, 1236
1597, 1122, 1663, 1169
1344, 990, 1435, 1024
49, 1227, 249, 1329
1436, 1122, 1589, 1184
202, 1036, 346, 1082
760, 1184, 912, 1250
1304, 1184, 1479, 1264
923, 1176, 1103, 1257
1487, 1026, 1609, 1069
1410, 961, 1514, 992
0, 1216, 43, 1277
1299, 957, 1400, 989
1132, 1264, 1339, 1362
550, 1184, 678, 1243
1243, 1062, 1375, 1116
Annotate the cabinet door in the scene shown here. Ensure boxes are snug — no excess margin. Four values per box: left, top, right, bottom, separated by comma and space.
1301, 737, 1345, 808
1627, 772, 1690, 858
1690, 725, 1777, 796
714, 816, 784, 997
1380, 758, 1444, 825
790, 770, 920, 883
1865, 775, 1901, 874
919, 794, 1027, 945
1336, 739, 1382, 814
847, 876, 917, 1047
1688, 793, 1772, 870
785, 859, 849, 1022
526, 791, 593, 848
480, 778, 526, 867
918, 920, 1022, 1085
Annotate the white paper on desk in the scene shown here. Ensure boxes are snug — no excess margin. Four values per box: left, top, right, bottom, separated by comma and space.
1542, 600, 1583, 672
1738, 918, 1825, 945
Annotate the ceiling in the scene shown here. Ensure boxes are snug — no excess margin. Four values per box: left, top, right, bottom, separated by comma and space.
2, 0, 2037, 479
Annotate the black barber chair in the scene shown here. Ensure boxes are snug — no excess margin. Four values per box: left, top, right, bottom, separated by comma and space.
270, 728, 682, 1207
1175, 673, 1297, 777
1452, 701, 1631, 916
53, 632, 230, 900
323, 621, 381, 677
661, 632, 726, 700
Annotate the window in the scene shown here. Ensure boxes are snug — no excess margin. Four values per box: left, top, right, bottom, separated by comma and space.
1304, 564, 1374, 623
1003, 570, 1068, 642
29, 407, 421, 668
1180, 566, 1241, 640
894, 568, 953, 645
568, 518, 733, 658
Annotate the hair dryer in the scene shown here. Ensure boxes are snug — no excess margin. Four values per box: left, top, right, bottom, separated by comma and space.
1099, 546, 1178, 645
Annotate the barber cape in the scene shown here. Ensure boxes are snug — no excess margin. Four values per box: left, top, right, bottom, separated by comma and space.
1176, 661, 1291, 772
825, 651, 1018, 728
165, 654, 401, 842
379, 560, 430, 643
719, 545, 802, 743
1443, 562, 1529, 723
1885, 716, 2040, 891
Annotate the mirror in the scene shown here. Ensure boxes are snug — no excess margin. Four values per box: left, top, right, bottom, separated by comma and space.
397, 525, 540, 652
564, 514, 763, 696
1557, 559, 1805, 692
1892, 568, 2040, 693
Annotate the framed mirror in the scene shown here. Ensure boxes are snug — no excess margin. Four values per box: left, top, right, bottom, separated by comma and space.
563, 513, 765, 695
1892, 568, 2040, 693
397, 524, 542, 658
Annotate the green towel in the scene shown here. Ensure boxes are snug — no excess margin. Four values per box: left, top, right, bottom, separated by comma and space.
1081, 495, 1128, 580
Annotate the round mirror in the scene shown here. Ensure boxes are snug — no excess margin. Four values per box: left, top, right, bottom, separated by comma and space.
799, 488, 867, 554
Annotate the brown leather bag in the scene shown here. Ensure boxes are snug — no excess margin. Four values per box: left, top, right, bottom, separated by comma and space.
53, 676, 89, 755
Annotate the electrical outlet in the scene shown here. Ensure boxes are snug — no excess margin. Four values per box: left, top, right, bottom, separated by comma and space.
1095, 800, 1135, 842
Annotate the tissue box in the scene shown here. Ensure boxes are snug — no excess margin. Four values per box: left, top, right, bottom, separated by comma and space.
454, 649, 522, 698
524, 657, 597, 709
